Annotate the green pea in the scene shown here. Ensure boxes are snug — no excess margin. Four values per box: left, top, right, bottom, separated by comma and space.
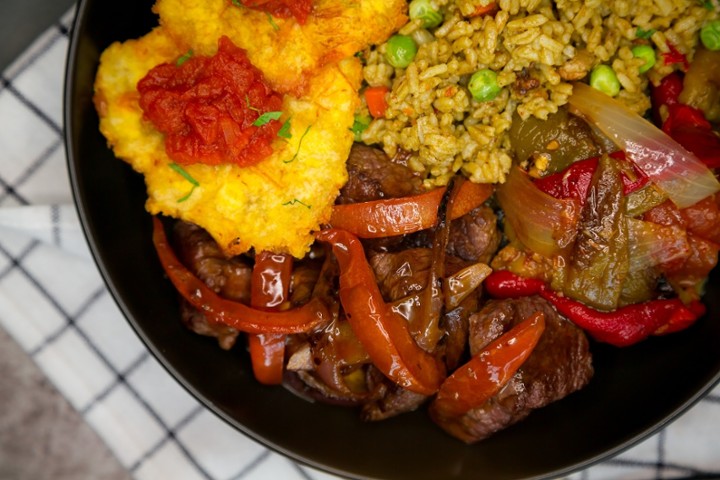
590, 65, 621, 97
468, 69, 501, 102
700, 20, 720, 51
350, 114, 371, 141
385, 35, 418, 69
409, 0, 443, 29
631, 45, 656, 73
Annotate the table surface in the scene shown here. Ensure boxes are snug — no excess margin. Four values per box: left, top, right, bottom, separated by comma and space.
0, 2, 130, 478
0, 0, 75, 70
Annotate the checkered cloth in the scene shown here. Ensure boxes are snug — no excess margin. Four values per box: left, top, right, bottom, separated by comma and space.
1, 7, 720, 480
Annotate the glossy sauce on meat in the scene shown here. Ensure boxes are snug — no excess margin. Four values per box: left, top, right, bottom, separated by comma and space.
435, 296, 593, 443
168, 144, 593, 442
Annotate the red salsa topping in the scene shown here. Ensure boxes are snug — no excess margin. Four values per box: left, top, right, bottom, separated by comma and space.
138, 36, 283, 167
238, 0, 313, 24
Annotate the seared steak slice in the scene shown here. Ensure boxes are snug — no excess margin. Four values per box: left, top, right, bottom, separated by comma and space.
337, 144, 423, 204
172, 221, 252, 303
434, 296, 593, 443
447, 205, 501, 264
172, 221, 253, 348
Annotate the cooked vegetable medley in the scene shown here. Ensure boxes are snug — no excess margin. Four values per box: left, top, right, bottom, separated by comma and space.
95, 0, 720, 443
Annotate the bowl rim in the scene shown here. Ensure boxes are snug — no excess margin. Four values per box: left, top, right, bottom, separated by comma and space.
62, 1, 720, 478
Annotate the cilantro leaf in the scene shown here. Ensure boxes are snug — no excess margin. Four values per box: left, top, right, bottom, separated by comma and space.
282, 199, 311, 209
284, 125, 312, 163
253, 111, 282, 126
267, 12, 280, 31
278, 118, 292, 139
169, 163, 200, 186
169, 163, 200, 202
636, 27, 656, 39
176, 49, 193, 66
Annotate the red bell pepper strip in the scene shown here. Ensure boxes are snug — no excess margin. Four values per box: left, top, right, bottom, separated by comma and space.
430, 312, 545, 421
315, 228, 444, 395
534, 152, 648, 202
651, 72, 684, 125
667, 126, 720, 169
655, 299, 706, 335
482, 270, 705, 346
248, 251, 293, 385
653, 72, 683, 106
662, 104, 720, 170
533, 157, 598, 204
663, 103, 713, 133
539, 289, 703, 347
329, 181, 493, 238
482, 269, 545, 298
650, 73, 720, 169
152, 217, 330, 334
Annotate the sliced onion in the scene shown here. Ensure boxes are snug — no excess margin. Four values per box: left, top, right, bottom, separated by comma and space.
497, 167, 580, 257
443, 263, 492, 310
627, 218, 690, 271
568, 82, 720, 208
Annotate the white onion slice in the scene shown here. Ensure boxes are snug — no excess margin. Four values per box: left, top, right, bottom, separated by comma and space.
497, 167, 579, 257
443, 262, 492, 310
568, 83, 720, 208
627, 218, 690, 271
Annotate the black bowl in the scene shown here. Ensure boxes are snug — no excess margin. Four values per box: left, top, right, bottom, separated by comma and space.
64, 1, 720, 478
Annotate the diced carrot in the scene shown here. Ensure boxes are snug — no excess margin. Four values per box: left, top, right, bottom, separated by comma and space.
468, 1, 497, 17
365, 85, 390, 118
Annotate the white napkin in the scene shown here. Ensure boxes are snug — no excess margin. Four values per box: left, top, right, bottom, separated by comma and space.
0, 6, 719, 480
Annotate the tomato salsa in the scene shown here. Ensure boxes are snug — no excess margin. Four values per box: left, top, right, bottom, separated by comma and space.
138, 36, 283, 167
238, 0, 314, 24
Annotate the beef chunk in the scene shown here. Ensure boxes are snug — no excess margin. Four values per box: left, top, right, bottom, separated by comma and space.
337, 144, 423, 204
370, 248, 432, 300
358, 249, 478, 420
447, 205, 501, 264
179, 300, 239, 350
361, 368, 428, 421
172, 221, 252, 302
172, 221, 253, 348
434, 296, 593, 443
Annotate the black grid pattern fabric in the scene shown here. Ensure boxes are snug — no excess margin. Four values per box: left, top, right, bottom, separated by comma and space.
1, 7, 719, 480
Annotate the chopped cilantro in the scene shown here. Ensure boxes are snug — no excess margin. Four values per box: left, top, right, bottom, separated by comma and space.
169, 163, 200, 202
698, 0, 713, 9
169, 163, 199, 186
636, 27, 656, 40
253, 111, 282, 126
267, 12, 280, 31
282, 199, 311, 209
176, 49, 193, 66
284, 125, 312, 163
231, 0, 244, 6
278, 118, 292, 139
177, 187, 197, 203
